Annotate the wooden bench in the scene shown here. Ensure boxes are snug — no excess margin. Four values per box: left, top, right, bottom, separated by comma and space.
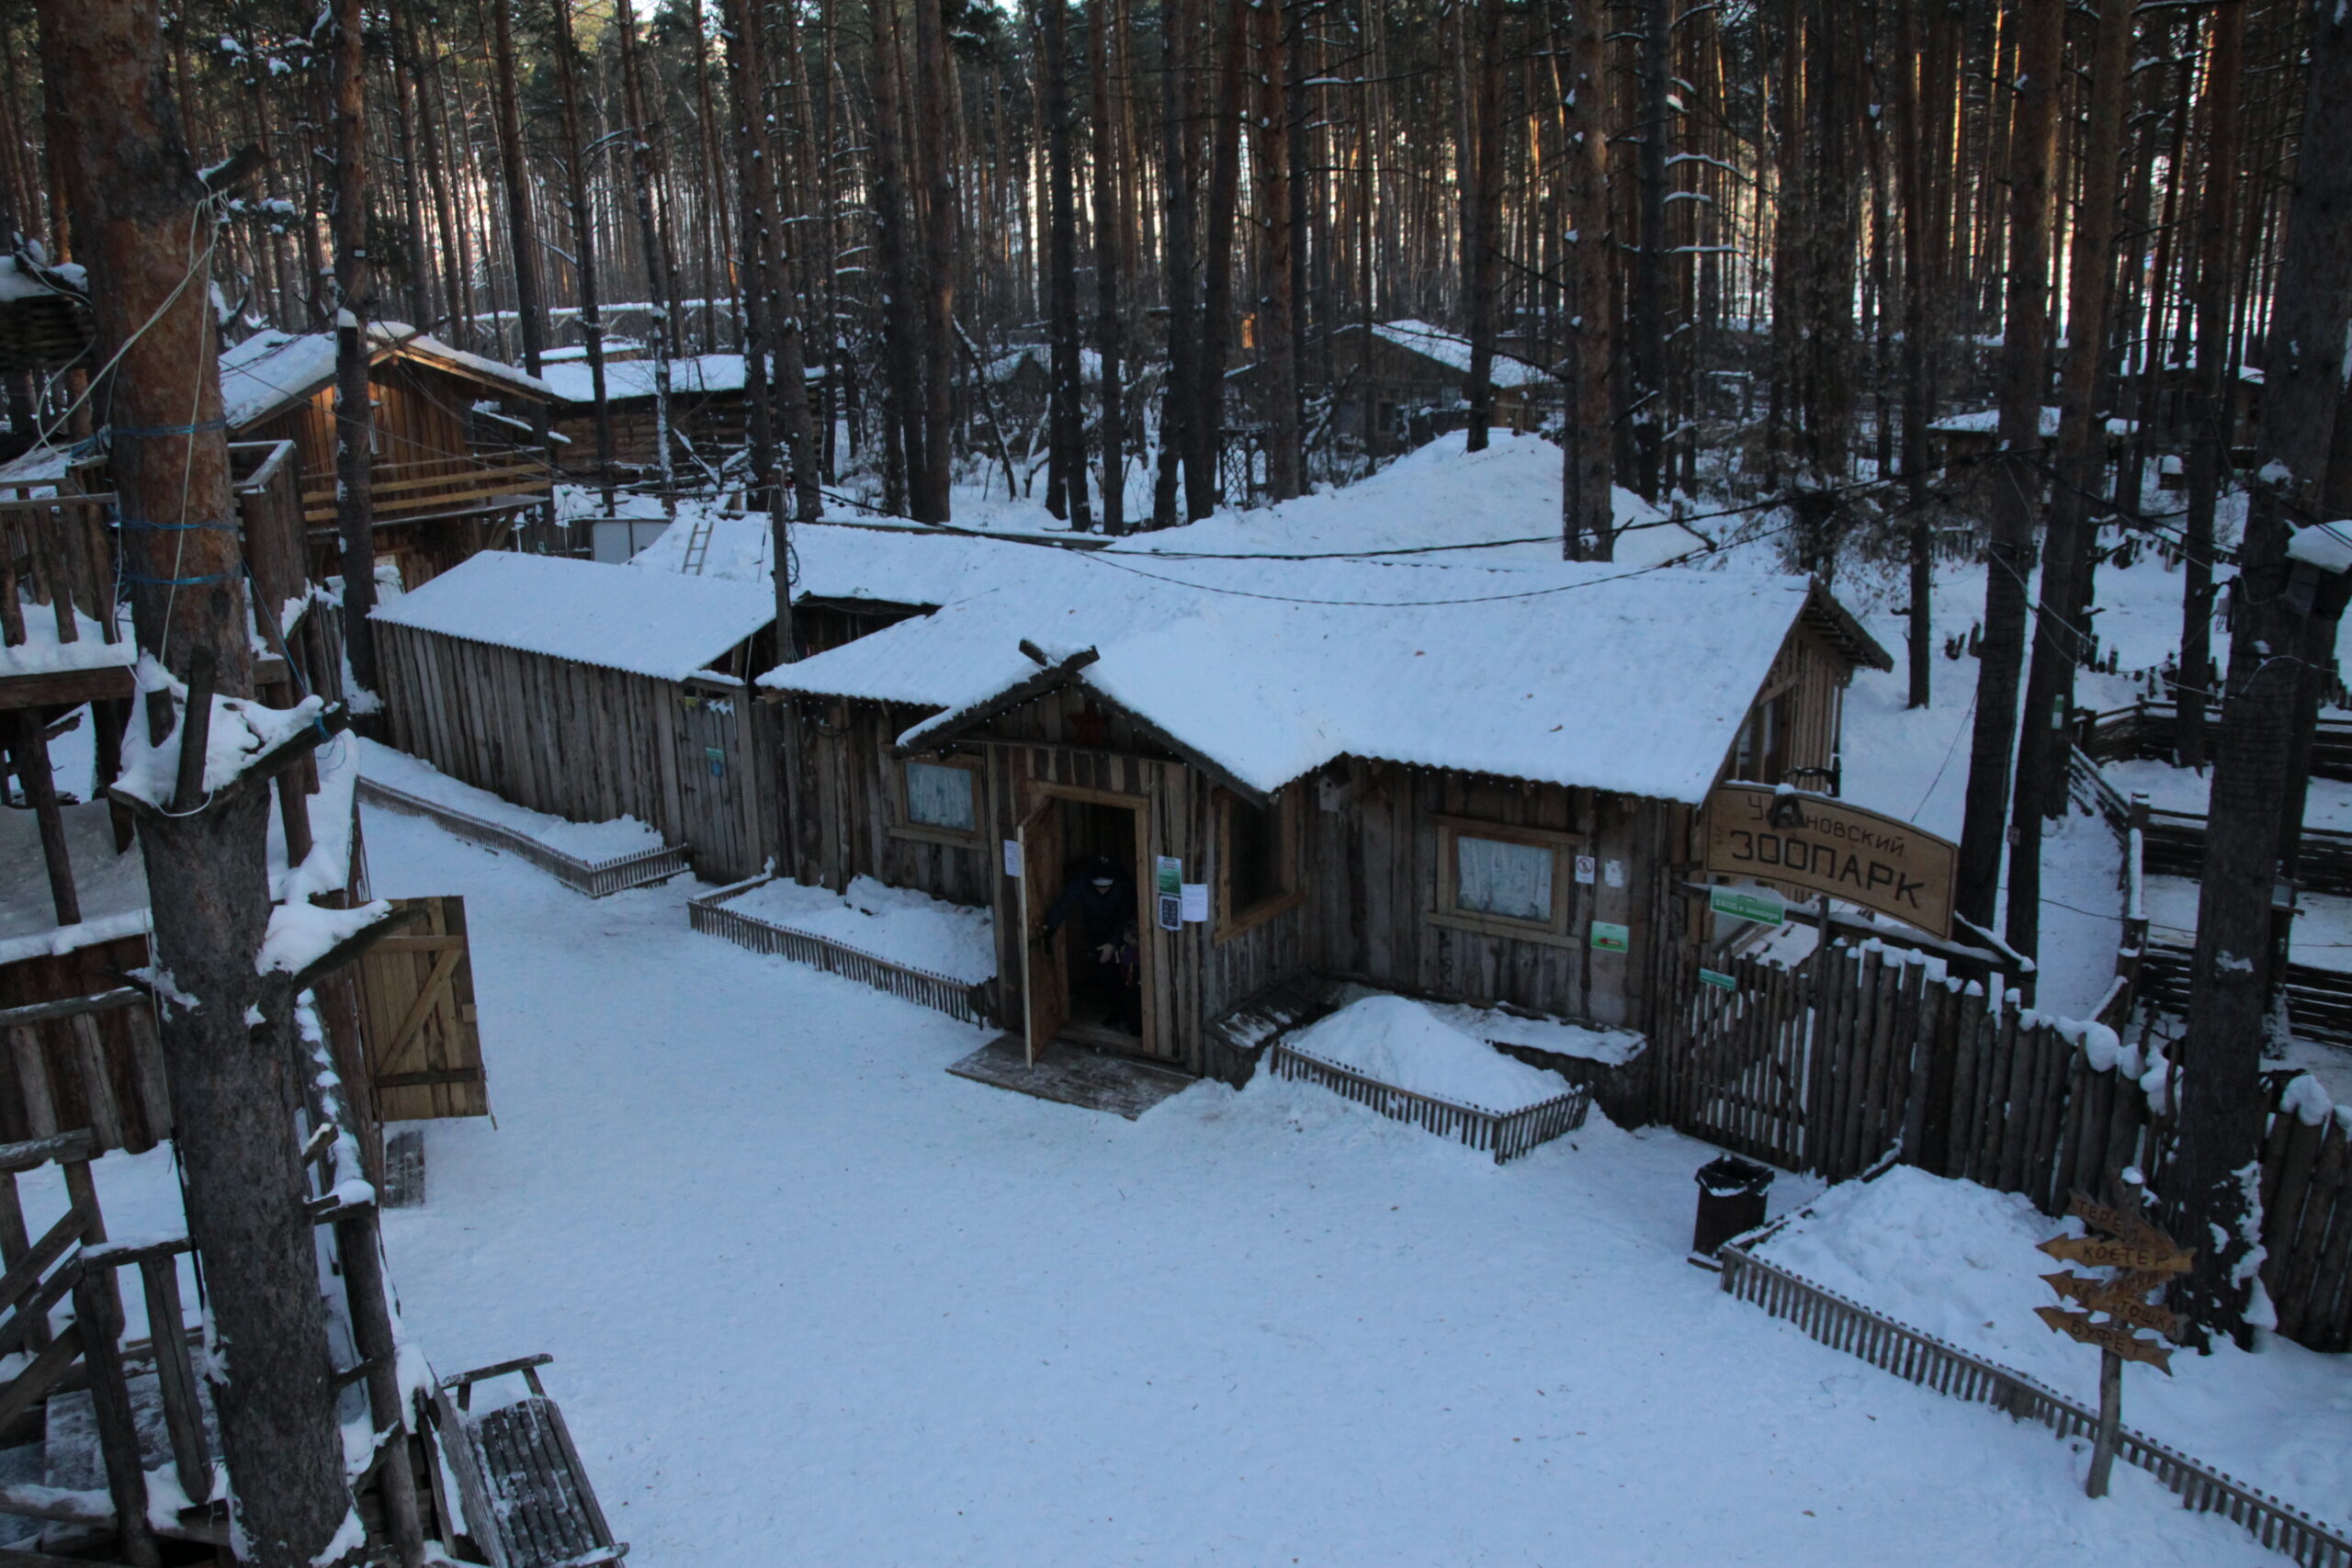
428, 1354, 626, 1568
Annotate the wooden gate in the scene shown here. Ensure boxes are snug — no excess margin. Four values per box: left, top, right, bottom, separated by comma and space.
1656, 949, 1814, 1171
355, 897, 490, 1121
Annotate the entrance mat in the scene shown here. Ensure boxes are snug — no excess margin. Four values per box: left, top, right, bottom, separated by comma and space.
948, 1035, 1194, 1121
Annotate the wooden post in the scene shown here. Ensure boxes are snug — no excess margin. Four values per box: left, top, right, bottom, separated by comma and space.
9, 710, 80, 926
335, 1208, 426, 1568
72, 1268, 160, 1566
2086, 1347, 2121, 1497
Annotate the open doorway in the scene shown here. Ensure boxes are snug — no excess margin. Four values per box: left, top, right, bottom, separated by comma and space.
1016, 788, 1159, 1063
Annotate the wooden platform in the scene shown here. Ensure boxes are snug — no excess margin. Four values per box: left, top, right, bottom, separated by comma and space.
948, 1036, 1195, 1120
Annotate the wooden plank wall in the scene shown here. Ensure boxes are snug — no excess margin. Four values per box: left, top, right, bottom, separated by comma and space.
1306, 759, 1682, 1034
0, 934, 170, 1153
774, 700, 993, 906
550, 393, 745, 474
375, 621, 770, 881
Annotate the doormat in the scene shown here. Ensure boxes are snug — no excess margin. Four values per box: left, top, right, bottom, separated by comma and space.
949, 1035, 1194, 1121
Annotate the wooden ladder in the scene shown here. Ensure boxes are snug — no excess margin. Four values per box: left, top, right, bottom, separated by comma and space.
676, 509, 717, 576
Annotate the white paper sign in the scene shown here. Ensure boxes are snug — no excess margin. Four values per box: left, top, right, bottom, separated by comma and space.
1574, 854, 1597, 886
1181, 883, 1210, 922
1002, 839, 1022, 877
1605, 859, 1626, 889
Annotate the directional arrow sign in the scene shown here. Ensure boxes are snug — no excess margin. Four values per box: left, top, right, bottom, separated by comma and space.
2035, 1306, 2176, 1371
2039, 1272, 2185, 1340
2037, 1235, 2193, 1275
2066, 1191, 2170, 1250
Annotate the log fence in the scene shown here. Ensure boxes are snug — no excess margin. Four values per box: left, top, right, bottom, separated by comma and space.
1267, 1040, 1593, 1164
688, 877, 994, 1026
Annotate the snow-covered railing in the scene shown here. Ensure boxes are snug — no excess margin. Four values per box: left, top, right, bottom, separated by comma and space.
687, 878, 992, 1027
1266, 1041, 1591, 1165
356, 777, 689, 898
1716, 1242, 2352, 1568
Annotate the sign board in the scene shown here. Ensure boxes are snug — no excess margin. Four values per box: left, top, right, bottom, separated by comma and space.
2034, 1306, 2177, 1371
2068, 1191, 2169, 1249
1709, 886, 1787, 927
1702, 784, 1957, 938
2040, 1273, 2184, 1339
1155, 856, 1182, 932
1698, 967, 1737, 992
1590, 920, 1630, 953
2035, 1235, 2192, 1275
1574, 855, 1596, 886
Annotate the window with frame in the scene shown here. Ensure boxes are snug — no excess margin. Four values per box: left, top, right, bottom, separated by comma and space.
1430, 817, 1579, 942
895, 757, 981, 842
1216, 788, 1301, 937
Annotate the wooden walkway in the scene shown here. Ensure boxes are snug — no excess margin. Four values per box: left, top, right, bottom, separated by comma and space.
948, 1036, 1194, 1120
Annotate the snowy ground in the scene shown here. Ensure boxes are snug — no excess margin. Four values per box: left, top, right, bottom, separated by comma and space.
721, 873, 996, 983
244, 807, 2288, 1565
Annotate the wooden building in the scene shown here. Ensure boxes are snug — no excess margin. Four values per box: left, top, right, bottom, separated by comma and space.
756, 533, 1889, 1085
1321, 319, 1556, 451
218, 321, 555, 588
538, 353, 752, 479
370, 550, 782, 881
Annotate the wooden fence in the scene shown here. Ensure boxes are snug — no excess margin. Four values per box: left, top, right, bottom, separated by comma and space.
687, 878, 993, 1027
1717, 1243, 2352, 1567
2082, 699, 2352, 783
1657, 943, 2352, 1353
0, 945, 173, 1156
356, 776, 691, 898
1267, 1041, 1593, 1164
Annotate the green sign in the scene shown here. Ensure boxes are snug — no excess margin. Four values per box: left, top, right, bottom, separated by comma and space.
1699, 967, 1737, 992
1710, 886, 1787, 927
1590, 920, 1630, 953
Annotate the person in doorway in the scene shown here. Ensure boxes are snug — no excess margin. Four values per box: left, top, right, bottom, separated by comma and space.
1039, 854, 1141, 1034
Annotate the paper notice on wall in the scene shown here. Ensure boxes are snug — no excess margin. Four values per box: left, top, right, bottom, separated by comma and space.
1002, 839, 1022, 877
1605, 859, 1626, 888
1181, 883, 1210, 923
1574, 855, 1597, 886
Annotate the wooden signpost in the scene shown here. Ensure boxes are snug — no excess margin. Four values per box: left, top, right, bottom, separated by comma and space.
1702, 784, 1958, 937
2033, 1190, 2191, 1498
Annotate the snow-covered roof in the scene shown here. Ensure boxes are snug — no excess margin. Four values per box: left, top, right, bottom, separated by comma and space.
371, 550, 774, 682
220, 321, 552, 430
541, 353, 752, 406
0, 255, 85, 305
1927, 406, 2136, 439
1347, 320, 1555, 391
758, 535, 1883, 805
981, 344, 1104, 386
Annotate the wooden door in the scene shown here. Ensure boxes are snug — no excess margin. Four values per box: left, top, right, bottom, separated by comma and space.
355, 897, 491, 1120
1016, 798, 1065, 1066
674, 686, 750, 880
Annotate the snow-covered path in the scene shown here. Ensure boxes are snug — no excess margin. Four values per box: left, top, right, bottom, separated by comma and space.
363, 811, 2278, 1566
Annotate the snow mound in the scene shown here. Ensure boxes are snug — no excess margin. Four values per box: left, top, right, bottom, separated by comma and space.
1755, 1166, 2352, 1526
1282, 994, 1572, 1113
724, 874, 995, 984
356, 738, 663, 863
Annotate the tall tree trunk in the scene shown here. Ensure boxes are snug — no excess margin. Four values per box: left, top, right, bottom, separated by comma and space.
1090, 0, 1126, 532
615, 0, 676, 511
1628, 0, 1670, 497
1043, 0, 1091, 525
550, 0, 616, 512
871, 0, 922, 515
1153, 0, 1196, 527
332, 0, 378, 699
1891, 0, 1943, 709
2174, 0, 2352, 1341
911, 0, 957, 520
2006, 0, 2136, 956
1190, 4, 1248, 517
1560, 0, 1613, 559
1256, 0, 1301, 500
488, 0, 546, 377
36, 2, 350, 1562
2177, 1, 2246, 770
736, 0, 821, 525
1462, 0, 1504, 453
1952, 0, 2064, 938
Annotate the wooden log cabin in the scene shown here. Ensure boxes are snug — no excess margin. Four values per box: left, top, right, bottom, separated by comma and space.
1320, 319, 1556, 452
755, 534, 1890, 1086
537, 353, 751, 479
217, 321, 555, 588
369, 550, 784, 881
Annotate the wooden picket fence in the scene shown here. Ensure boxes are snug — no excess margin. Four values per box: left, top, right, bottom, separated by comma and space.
1657, 944, 2352, 1352
1717, 1244, 2352, 1567
687, 878, 994, 1027
1267, 1042, 1593, 1164
357, 776, 691, 898
2080, 700, 2352, 783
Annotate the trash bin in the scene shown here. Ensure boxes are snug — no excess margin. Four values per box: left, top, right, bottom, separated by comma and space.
1690, 1156, 1773, 1259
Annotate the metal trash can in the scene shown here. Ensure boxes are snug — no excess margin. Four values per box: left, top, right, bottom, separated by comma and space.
1690, 1156, 1773, 1259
